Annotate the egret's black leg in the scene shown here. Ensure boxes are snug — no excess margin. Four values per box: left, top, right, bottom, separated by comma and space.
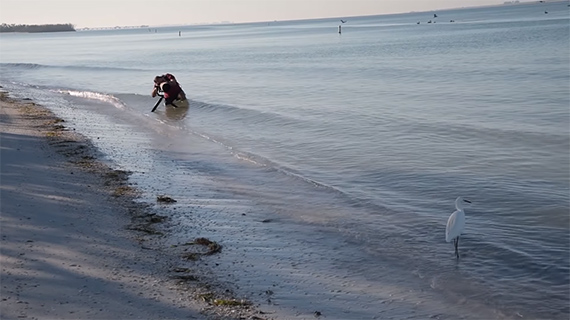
455, 237, 460, 258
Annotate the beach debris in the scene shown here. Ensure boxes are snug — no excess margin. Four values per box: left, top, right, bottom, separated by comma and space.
112, 185, 138, 197
198, 292, 251, 307
46, 118, 65, 126
193, 237, 222, 254
45, 131, 63, 137
171, 274, 198, 281
127, 224, 163, 235
199, 292, 215, 302
127, 212, 167, 236
157, 195, 177, 203
106, 169, 131, 179
148, 214, 166, 223
179, 237, 222, 261
182, 252, 200, 261
213, 298, 251, 307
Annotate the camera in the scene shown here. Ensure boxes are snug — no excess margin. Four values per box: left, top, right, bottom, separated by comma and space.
159, 82, 171, 93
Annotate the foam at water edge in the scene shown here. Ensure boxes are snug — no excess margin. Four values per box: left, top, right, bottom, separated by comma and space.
56, 90, 127, 110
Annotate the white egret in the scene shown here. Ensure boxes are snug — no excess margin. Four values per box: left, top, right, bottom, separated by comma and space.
445, 196, 472, 258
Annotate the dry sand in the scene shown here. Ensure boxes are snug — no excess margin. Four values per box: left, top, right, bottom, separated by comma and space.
0, 92, 269, 320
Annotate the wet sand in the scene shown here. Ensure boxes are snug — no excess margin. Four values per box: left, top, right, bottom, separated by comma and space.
0, 92, 267, 320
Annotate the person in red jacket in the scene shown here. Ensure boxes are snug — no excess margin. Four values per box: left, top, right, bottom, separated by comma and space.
151, 73, 187, 105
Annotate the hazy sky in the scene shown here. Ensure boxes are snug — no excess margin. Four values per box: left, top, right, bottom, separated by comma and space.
0, 0, 503, 28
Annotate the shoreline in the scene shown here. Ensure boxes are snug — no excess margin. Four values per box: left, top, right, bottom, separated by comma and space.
0, 91, 268, 319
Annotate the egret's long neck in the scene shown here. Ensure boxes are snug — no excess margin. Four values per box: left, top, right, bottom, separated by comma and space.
455, 199, 464, 211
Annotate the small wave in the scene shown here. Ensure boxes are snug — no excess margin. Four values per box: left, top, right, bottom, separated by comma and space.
0, 63, 43, 70
193, 100, 305, 128
56, 90, 127, 110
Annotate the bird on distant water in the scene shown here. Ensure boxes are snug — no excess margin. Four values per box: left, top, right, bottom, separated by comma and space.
445, 196, 472, 259
340, 19, 347, 23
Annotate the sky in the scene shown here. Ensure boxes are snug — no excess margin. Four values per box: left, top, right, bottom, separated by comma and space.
0, 0, 505, 28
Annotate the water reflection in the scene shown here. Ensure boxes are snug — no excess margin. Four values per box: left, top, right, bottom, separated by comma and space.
164, 99, 189, 121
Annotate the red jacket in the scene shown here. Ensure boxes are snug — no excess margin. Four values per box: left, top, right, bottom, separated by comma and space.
161, 74, 182, 104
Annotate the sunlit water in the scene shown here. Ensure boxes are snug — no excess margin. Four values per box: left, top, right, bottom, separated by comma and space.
1, 2, 568, 319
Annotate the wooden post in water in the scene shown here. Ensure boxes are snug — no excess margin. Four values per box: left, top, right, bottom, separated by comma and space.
338, 25, 342, 34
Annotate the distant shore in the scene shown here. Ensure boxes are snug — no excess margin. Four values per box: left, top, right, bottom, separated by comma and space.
0, 23, 75, 33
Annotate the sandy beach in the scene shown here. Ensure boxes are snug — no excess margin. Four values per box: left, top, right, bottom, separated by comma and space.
0, 92, 267, 320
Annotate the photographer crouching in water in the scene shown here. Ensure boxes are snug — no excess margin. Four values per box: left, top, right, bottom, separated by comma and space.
151, 73, 187, 107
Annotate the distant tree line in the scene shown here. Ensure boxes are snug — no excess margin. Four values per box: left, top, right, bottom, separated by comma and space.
0, 23, 75, 33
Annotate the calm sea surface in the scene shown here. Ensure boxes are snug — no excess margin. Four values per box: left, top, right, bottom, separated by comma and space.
1, 1, 569, 319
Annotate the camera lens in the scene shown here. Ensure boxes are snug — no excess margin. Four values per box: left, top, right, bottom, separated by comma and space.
160, 83, 171, 92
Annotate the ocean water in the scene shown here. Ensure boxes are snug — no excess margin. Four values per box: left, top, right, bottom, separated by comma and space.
1, 1, 569, 319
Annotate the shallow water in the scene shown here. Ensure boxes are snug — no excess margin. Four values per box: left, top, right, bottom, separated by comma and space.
1, 1, 569, 318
